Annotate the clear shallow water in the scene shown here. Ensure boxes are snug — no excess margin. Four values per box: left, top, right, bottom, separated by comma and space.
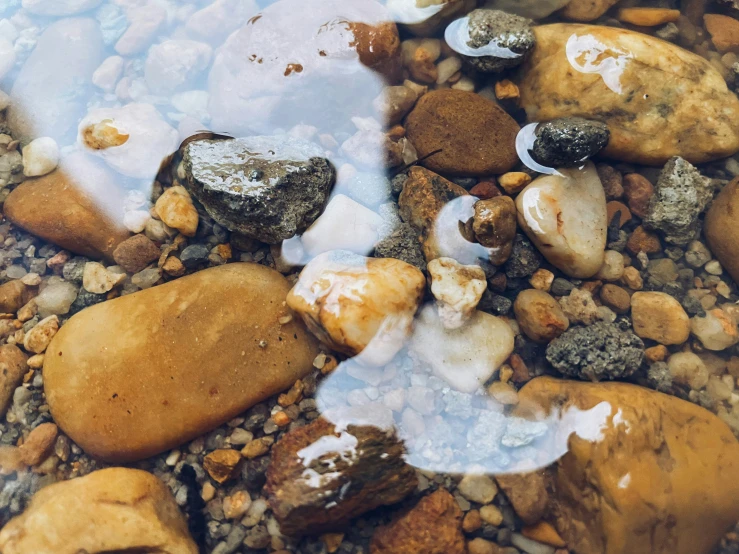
0, 0, 738, 553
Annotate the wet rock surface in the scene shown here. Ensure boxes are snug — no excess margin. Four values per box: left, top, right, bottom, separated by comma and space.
182, 137, 335, 244
706, 176, 739, 283
265, 417, 417, 536
531, 118, 610, 167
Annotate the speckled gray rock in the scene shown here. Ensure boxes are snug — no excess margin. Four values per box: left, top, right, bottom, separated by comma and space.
445, 9, 535, 73
643, 157, 712, 246
532, 118, 610, 168
546, 322, 644, 382
182, 137, 335, 244
374, 222, 426, 271
503, 234, 541, 279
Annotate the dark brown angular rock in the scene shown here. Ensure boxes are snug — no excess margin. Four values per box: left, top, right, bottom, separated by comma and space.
265, 418, 417, 536
495, 471, 551, 526
370, 489, 465, 554
113, 235, 161, 274
4, 153, 130, 260
406, 89, 519, 177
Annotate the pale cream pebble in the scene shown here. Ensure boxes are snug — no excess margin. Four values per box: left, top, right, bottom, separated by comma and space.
668, 352, 709, 390
19, 273, 40, 287
165, 450, 181, 466
595, 250, 625, 281
436, 56, 462, 84
621, 266, 644, 290
201, 482, 216, 502
558, 288, 600, 325
488, 381, 519, 405
22, 137, 59, 177
428, 257, 487, 330
23, 315, 58, 354
691, 308, 739, 351
451, 76, 476, 91
705, 260, 723, 275
458, 474, 498, 504
529, 269, 555, 291
27, 354, 44, 369
631, 291, 690, 345
479, 504, 504, 526
223, 490, 252, 519
403, 79, 428, 97
154, 186, 199, 237
707, 375, 733, 402
82, 262, 125, 295
123, 210, 151, 234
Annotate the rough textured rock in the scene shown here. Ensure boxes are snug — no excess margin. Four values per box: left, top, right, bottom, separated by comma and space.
631, 291, 691, 345
704, 13, 739, 53
0, 345, 28, 418
428, 257, 487, 329
44, 264, 320, 462
546, 322, 644, 381
643, 157, 712, 245
112, 234, 161, 274
388, 0, 476, 36
373, 221, 427, 271
0, 280, 35, 313
514, 289, 569, 343
406, 89, 520, 177
182, 137, 335, 243
532, 118, 610, 167
515, 377, 739, 554
0, 468, 198, 553
516, 162, 607, 278
265, 417, 417, 536
8, 18, 104, 141
208, 0, 400, 135
370, 489, 465, 554
410, 304, 514, 392
4, 153, 130, 260
520, 24, 739, 165
705, 177, 739, 283
445, 9, 535, 73
287, 252, 425, 367
472, 196, 517, 265
495, 471, 551, 525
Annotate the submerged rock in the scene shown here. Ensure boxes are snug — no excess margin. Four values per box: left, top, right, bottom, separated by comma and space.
482, 0, 572, 19
643, 157, 713, 245
531, 118, 610, 167
428, 257, 487, 329
520, 24, 739, 165
388, 0, 476, 36
514, 377, 739, 554
546, 322, 644, 381
516, 162, 607, 279
705, 177, 739, 283
287, 252, 425, 367
444, 9, 535, 73
44, 264, 320, 462
0, 468, 198, 553
182, 137, 335, 244
265, 417, 417, 536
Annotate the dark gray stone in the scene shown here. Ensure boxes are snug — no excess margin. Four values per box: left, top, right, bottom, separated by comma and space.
446, 9, 535, 73
550, 278, 575, 297
503, 234, 541, 278
546, 322, 645, 382
532, 118, 610, 167
69, 289, 106, 315
182, 136, 335, 244
180, 244, 209, 268
373, 221, 426, 271
643, 157, 713, 246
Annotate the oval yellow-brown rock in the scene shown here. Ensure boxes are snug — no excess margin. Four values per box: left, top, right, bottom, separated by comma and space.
44, 263, 320, 463
519, 24, 739, 165
515, 377, 739, 554
705, 177, 739, 284
0, 467, 198, 554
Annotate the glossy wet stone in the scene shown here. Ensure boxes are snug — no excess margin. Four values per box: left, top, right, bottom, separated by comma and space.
705, 176, 739, 283
44, 263, 319, 462
182, 136, 335, 243
531, 118, 610, 167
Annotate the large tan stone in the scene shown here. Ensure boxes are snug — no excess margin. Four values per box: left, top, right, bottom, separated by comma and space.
0, 280, 35, 313
4, 153, 130, 260
519, 24, 739, 165
514, 377, 739, 554
0, 468, 198, 554
44, 263, 320, 462
705, 177, 739, 284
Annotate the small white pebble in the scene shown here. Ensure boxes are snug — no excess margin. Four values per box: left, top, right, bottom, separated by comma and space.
22, 137, 59, 177
705, 260, 723, 275
123, 209, 152, 233
165, 449, 181, 466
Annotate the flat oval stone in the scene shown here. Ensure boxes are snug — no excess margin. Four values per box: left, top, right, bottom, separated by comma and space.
519, 24, 739, 165
4, 153, 130, 260
182, 136, 335, 243
515, 162, 607, 278
705, 177, 739, 284
44, 263, 320, 463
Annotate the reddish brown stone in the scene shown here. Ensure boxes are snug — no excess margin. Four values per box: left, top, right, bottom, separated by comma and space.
469, 180, 501, 200
596, 164, 624, 200
113, 234, 161, 274
370, 489, 465, 554
623, 173, 654, 218
406, 89, 519, 177
266, 418, 416, 536
600, 284, 631, 314
496, 471, 551, 525
626, 225, 661, 255
606, 201, 632, 228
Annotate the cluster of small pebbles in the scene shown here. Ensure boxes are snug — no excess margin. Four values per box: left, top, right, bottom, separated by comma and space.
0, 1, 738, 554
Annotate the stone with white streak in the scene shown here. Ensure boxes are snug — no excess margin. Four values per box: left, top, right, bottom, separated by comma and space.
78, 103, 178, 180
287, 251, 425, 367
429, 257, 487, 329
22, 137, 59, 177
691, 309, 739, 351
410, 305, 514, 393
515, 162, 607, 278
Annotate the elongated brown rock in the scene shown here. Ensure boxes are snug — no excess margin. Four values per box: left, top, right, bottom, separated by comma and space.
519, 24, 739, 165
44, 263, 320, 462
4, 153, 130, 260
705, 177, 739, 284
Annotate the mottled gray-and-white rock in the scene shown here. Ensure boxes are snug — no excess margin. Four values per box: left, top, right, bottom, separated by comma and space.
182, 137, 335, 243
